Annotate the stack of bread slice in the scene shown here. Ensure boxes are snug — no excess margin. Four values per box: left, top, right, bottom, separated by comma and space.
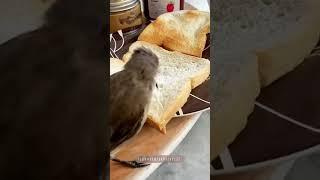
110, 10, 210, 133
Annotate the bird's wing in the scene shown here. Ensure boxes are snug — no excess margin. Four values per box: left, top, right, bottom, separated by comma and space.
110, 107, 146, 151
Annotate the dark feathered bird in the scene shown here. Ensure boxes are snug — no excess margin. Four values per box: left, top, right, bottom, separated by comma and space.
0, 0, 106, 179
110, 47, 159, 168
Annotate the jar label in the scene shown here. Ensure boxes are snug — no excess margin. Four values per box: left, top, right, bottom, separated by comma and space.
148, 0, 181, 19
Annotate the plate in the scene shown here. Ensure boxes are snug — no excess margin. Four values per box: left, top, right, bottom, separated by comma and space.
110, 24, 210, 117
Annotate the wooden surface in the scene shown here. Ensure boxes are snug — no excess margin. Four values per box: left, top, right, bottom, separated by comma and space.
110, 113, 203, 180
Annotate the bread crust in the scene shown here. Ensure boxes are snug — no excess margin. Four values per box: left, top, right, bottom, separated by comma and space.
190, 64, 210, 89
254, 13, 320, 86
147, 80, 192, 134
138, 10, 210, 57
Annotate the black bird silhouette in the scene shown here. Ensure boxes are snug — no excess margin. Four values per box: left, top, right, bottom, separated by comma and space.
0, 0, 107, 179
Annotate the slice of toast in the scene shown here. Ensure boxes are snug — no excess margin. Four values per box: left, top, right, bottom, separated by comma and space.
122, 41, 210, 133
138, 10, 210, 57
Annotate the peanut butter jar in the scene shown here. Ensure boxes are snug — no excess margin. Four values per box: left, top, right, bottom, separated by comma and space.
110, 0, 144, 33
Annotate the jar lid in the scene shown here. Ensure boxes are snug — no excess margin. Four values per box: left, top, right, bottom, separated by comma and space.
110, 0, 138, 13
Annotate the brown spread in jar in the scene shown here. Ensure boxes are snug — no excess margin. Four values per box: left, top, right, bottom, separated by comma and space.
110, 0, 144, 33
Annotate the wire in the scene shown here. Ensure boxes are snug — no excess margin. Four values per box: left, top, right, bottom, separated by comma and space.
190, 94, 210, 104
110, 33, 118, 59
110, 31, 124, 59
110, 48, 119, 59
204, 44, 210, 51
115, 30, 124, 52
111, 36, 117, 52
255, 102, 320, 134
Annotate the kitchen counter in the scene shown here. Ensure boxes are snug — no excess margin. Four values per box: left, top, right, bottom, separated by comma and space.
147, 111, 210, 180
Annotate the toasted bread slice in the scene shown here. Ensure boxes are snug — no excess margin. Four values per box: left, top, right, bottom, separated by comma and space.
138, 10, 210, 57
122, 41, 210, 133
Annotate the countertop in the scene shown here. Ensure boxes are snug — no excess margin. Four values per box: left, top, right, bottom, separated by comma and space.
147, 111, 210, 180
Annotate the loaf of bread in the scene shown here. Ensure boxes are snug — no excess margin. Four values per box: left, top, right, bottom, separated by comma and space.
213, 0, 320, 86
120, 41, 210, 133
138, 10, 210, 58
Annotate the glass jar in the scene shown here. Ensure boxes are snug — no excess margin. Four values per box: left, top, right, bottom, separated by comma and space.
143, 0, 184, 20
110, 0, 144, 33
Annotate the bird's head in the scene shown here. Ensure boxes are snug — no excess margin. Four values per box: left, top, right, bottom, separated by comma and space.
125, 47, 159, 80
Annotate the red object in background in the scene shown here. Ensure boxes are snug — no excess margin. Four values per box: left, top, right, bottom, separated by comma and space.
143, 0, 184, 20
167, 3, 174, 12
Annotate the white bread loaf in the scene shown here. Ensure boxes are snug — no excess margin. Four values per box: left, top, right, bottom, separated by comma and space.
214, 0, 320, 86
122, 41, 210, 133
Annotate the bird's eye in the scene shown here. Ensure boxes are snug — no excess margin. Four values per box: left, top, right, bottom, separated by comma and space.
156, 83, 158, 88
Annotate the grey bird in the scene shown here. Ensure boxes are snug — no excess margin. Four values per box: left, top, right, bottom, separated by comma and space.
110, 47, 159, 168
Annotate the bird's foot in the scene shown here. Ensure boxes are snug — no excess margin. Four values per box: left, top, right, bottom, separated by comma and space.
111, 158, 150, 168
